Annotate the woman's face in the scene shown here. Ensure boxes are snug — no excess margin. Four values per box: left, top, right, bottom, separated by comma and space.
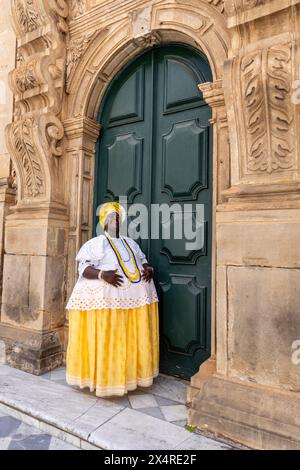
106, 211, 120, 234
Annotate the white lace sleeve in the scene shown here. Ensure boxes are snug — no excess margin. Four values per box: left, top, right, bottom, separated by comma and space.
76, 237, 105, 278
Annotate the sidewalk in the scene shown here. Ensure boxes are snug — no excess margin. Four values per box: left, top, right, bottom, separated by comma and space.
0, 364, 233, 450
0, 410, 79, 450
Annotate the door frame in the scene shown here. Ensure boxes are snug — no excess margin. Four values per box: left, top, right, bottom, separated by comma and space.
64, 26, 230, 382
93, 43, 216, 377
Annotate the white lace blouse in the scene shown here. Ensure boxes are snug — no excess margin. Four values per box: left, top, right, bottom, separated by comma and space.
66, 235, 159, 311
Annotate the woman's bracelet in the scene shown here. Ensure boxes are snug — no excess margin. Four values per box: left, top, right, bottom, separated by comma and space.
98, 270, 103, 280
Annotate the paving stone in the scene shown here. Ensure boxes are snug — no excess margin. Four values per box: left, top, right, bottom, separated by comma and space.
160, 405, 187, 422
0, 364, 233, 450
70, 399, 124, 438
138, 407, 165, 420
0, 416, 21, 437
0, 437, 11, 450
50, 368, 67, 382
173, 420, 187, 428
155, 396, 180, 406
174, 434, 231, 450
105, 396, 131, 408
48, 437, 80, 450
129, 393, 157, 409
0, 413, 81, 450
17, 421, 42, 436
89, 407, 193, 450
54, 379, 68, 386
144, 375, 187, 404
8, 434, 52, 450
40, 372, 52, 381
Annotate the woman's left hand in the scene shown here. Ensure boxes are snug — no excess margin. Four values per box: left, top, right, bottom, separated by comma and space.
142, 264, 154, 283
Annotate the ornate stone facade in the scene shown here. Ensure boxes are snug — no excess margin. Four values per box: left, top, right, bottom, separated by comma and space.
1, 0, 300, 449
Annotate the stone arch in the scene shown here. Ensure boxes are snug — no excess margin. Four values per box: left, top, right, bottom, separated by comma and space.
66, 1, 229, 120
64, 1, 231, 362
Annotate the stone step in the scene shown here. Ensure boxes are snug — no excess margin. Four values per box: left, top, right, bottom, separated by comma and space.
0, 365, 231, 450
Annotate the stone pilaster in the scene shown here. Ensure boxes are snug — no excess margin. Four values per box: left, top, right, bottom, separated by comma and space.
187, 80, 229, 403
63, 117, 101, 308
199, 80, 230, 205
0, 0, 69, 374
223, 0, 300, 202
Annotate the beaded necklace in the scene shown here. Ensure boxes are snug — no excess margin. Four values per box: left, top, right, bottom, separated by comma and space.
105, 233, 141, 284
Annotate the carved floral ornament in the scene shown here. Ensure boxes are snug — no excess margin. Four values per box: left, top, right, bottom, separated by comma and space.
133, 31, 161, 49
14, 0, 41, 34
66, 30, 101, 79
8, 118, 45, 198
12, 0, 69, 37
238, 44, 295, 175
7, 0, 69, 204
6, 113, 65, 200
12, 58, 39, 94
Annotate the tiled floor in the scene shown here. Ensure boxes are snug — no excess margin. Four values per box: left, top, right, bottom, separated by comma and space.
0, 411, 79, 450
43, 367, 188, 428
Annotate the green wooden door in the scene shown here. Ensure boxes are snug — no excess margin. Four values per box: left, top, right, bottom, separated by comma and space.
95, 45, 213, 380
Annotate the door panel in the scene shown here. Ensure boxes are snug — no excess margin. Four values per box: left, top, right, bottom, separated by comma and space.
96, 57, 153, 212
163, 57, 205, 112
109, 65, 145, 126
151, 47, 212, 378
95, 45, 213, 380
161, 275, 207, 351
106, 133, 143, 201
162, 120, 208, 201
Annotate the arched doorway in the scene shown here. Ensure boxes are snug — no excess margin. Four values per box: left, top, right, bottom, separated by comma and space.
94, 45, 213, 380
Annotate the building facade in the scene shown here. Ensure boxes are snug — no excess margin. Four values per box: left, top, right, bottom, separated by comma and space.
1, 0, 300, 449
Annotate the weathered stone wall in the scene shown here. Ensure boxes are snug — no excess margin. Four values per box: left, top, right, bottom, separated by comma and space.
189, 0, 300, 449
217, 0, 300, 391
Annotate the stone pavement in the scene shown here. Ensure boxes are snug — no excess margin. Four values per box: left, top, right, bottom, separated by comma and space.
0, 365, 233, 450
0, 410, 79, 450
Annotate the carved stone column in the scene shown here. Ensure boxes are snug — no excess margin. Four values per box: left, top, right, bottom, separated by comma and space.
0, 0, 69, 374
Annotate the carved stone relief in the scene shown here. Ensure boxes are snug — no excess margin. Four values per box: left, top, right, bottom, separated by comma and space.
7, 0, 69, 206
240, 45, 295, 175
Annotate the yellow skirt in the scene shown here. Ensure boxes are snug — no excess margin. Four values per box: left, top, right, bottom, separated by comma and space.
66, 302, 159, 397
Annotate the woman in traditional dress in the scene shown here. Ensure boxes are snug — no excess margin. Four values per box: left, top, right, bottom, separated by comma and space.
65, 202, 159, 397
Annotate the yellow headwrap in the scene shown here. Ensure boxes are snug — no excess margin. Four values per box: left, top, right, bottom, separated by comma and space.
99, 202, 126, 229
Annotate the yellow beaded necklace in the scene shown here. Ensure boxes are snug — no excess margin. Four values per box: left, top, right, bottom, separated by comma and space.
105, 233, 141, 283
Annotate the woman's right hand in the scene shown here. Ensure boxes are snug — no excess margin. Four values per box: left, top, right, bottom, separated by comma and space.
101, 269, 124, 287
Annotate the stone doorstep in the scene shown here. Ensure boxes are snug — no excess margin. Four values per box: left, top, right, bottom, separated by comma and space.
0, 401, 234, 452
0, 382, 111, 450
0, 402, 97, 450
0, 365, 233, 450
